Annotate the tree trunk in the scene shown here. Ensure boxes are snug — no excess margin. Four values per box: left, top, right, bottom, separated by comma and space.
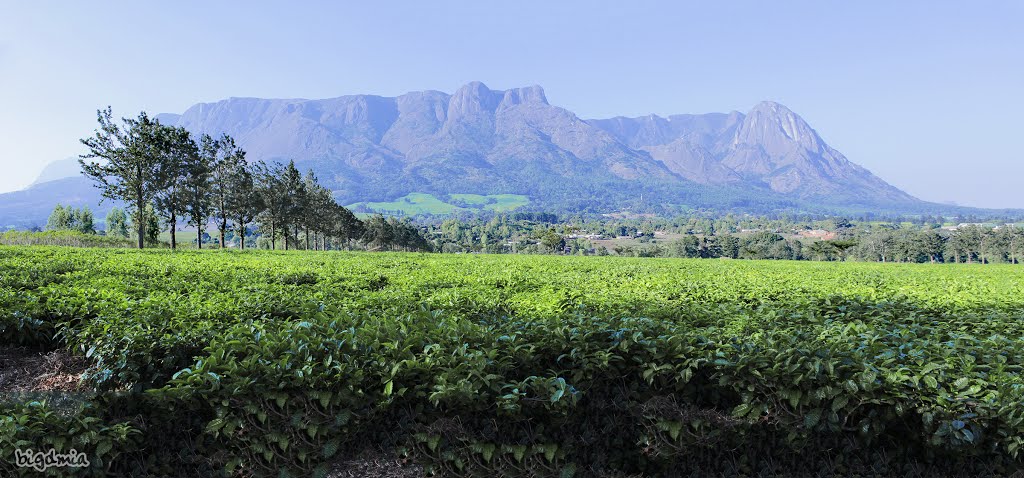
237, 218, 245, 250
169, 211, 177, 250
197, 228, 202, 249
271, 222, 276, 250
220, 217, 227, 249
305, 228, 310, 250
136, 195, 145, 249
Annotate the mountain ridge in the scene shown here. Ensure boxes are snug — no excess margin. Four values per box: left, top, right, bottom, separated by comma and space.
7, 82, 992, 228
148, 82, 916, 207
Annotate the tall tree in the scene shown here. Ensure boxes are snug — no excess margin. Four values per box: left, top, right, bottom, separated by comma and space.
183, 135, 217, 249
225, 157, 261, 250
255, 162, 287, 250
80, 108, 173, 248
332, 203, 364, 250
361, 215, 394, 251
130, 202, 161, 246
209, 134, 247, 248
105, 207, 130, 238
74, 207, 96, 234
46, 204, 74, 231
279, 161, 305, 250
153, 126, 196, 250
301, 169, 336, 250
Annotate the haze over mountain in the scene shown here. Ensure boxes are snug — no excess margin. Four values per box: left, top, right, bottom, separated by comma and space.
29, 157, 81, 186
2, 81, 994, 228
152, 82, 915, 204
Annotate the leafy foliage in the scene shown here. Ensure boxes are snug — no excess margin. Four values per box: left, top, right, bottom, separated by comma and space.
2, 247, 1023, 476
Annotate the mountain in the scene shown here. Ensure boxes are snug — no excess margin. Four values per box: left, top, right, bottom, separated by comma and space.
0, 177, 114, 229
30, 157, 82, 186
587, 102, 913, 203
154, 82, 683, 204
145, 82, 918, 210
4, 82, 982, 227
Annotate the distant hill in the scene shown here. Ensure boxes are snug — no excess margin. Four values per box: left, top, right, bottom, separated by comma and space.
0, 177, 115, 229
29, 157, 81, 186
2, 82, 1019, 227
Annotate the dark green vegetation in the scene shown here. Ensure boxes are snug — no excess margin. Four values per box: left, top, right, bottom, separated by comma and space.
425, 213, 1024, 263
74, 108, 428, 252
3, 247, 1024, 476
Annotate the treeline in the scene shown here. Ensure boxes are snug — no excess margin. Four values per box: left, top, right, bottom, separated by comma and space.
636, 225, 1024, 263
426, 214, 1024, 263
45, 204, 97, 234
77, 108, 429, 251
849, 224, 1024, 264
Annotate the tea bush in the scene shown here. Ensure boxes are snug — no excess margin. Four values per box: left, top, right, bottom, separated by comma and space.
2, 246, 1023, 476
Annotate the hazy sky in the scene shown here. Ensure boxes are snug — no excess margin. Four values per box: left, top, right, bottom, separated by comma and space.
1, 1, 1021, 207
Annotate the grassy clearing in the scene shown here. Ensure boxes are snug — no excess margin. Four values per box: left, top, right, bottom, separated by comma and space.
349, 192, 529, 215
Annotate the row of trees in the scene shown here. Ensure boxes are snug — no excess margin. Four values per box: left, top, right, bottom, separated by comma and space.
46, 204, 96, 234
848, 225, 1024, 264
45, 204, 141, 242
423, 213, 1024, 263
78, 108, 429, 251
604, 226, 1024, 263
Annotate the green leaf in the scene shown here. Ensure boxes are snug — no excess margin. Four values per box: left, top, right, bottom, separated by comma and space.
205, 418, 225, 435
544, 443, 557, 462
323, 438, 340, 458
732, 403, 751, 418
804, 409, 822, 428
512, 445, 526, 463
480, 443, 496, 463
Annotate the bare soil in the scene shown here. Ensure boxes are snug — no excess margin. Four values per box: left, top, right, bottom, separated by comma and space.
0, 346, 87, 394
327, 448, 424, 478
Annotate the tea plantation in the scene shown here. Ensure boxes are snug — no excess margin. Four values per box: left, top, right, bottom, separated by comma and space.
2, 246, 1024, 476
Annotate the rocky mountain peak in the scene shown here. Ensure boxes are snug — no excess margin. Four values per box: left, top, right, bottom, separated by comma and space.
735, 101, 822, 152
448, 81, 502, 117
499, 85, 548, 109
28, 86, 918, 215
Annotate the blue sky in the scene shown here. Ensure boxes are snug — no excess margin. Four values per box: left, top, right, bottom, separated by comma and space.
1, 1, 1021, 207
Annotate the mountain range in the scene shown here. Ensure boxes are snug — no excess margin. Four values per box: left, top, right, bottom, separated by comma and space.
0, 82, 1000, 228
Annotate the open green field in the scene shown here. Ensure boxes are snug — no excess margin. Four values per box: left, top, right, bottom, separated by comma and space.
449, 193, 531, 212
2, 246, 1024, 476
348, 192, 529, 215
157, 230, 199, 245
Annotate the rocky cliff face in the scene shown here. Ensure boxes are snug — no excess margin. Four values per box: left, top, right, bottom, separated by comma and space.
12, 82, 919, 224
157, 82, 688, 198
588, 101, 914, 202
